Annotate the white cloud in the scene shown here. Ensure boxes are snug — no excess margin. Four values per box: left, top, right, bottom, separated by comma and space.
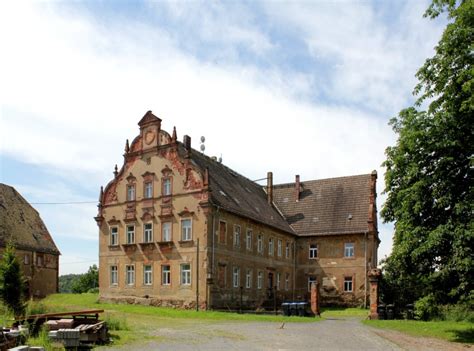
262, 1, 444, 114
0, 1, 445, 273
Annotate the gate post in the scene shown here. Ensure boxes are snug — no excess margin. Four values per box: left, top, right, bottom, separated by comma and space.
368, 268, 381, 319
310, 281, 320, 317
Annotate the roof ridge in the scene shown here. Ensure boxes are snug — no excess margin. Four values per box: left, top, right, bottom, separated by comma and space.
273, 173, 372, 188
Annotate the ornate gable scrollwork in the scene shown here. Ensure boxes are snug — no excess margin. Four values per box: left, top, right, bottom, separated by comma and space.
178, 207, 195, 217
126, 173, 137, 183
142, 171, 155, 179
161, 165, 173, 176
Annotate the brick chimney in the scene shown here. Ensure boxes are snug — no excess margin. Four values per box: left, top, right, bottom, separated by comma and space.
295, 175, 300, 202
267, 172, 273, 204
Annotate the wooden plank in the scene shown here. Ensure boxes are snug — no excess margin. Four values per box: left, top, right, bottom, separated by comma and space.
16, 309, 104, 321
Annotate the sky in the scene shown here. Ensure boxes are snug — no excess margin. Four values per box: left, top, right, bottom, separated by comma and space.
0, 1, 446, 275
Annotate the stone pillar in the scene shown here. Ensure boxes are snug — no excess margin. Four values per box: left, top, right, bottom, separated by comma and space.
310, 282, 320, 317
368, 268, 381, 319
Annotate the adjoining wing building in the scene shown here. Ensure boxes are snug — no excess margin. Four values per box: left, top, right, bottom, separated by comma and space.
0, 184, 60, 297
96, 111, 379, 308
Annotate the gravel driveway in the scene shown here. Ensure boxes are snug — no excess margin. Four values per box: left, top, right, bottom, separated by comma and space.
105, 317, 404, 351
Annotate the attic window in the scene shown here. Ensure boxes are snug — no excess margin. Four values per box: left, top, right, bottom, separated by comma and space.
219, 190, 227, 197
283, 197, 289, 203
233, 198, 240, 204
255, 207, 260, 213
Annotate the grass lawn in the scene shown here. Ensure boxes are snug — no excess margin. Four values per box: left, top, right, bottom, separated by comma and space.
25, 293, 320, 348
363, 319, 474, 344
320, 306, 368, 319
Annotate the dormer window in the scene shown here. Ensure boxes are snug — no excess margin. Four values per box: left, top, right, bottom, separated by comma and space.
127, 184, 135, 201
163, 178, 172, 196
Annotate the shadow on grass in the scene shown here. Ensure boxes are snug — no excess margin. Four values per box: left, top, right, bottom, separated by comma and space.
449, 328, 474, 344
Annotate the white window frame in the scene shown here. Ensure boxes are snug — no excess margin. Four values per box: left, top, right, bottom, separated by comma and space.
162, 265, 171, 285
257, 271, 263, 289
308, 276, 317, 292
233, 266, 240, 288
110, 265, 118, 286
344, 243, 355, 258
24, 254, 30, 265
245, 269, 252, 289
181, 219, 192, 241
257, 234, 263, 254
162, 222, 172, 242
233, 225, 241, 248
180, 263, 191, 285
144, 181, 153, 199
285, 242, 290, 259
245, 229, 252, 251
277, 239, 282, 257
344, 276, 353, 292
144, 223, 153, 243
126, 265, 135, 286
163, 178, 172, 196
309, 244, 318, 259
126, 225, 135, 244
110, 226, 119, 246
127, 184, 135, 201
268, 237, 274, 256
144, 264, 153, 286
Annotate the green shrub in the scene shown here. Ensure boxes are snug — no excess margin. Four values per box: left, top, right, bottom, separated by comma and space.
415, 295, 440, 321
25, 299, 48, 316
105, 314, 129, 331
87, 287, 99, 294
442, 303, 474, 323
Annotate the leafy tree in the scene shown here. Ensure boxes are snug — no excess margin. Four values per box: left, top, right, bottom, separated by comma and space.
0, 243, 26, 318
59, 274, 82, 293
71, 265, 99, 293
381, 0, 473, 308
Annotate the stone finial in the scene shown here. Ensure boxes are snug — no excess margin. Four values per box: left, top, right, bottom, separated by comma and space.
125, 139, 130, 153
172, 126, 177, 143
114, 164, 118, 178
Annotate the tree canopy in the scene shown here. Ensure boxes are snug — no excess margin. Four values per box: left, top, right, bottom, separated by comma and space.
381, 0, 473, 307
71, 264, 99, 293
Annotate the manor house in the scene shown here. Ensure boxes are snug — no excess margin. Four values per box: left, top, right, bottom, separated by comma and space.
96, 111, 379, 309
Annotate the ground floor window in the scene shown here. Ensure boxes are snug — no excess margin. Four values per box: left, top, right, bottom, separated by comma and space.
257, 271, 263, 289
181, 263, 191, 285
276, 272, 281, 290
144, 265, 152, 285
285, 273, 290, 291
162, 265, 171, 285
245, 269, 252, 289
126, 265, 135, 285
233, 266, 240, 288
344, 276, 353, 292
110, 265, 118, 286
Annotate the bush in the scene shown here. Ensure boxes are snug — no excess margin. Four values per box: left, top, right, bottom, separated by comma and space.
415, 295, 440, 321
105, 314, 129, 331
25, 300, 48, 316
442, 303, 474, 323
87, 287, 99, 294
